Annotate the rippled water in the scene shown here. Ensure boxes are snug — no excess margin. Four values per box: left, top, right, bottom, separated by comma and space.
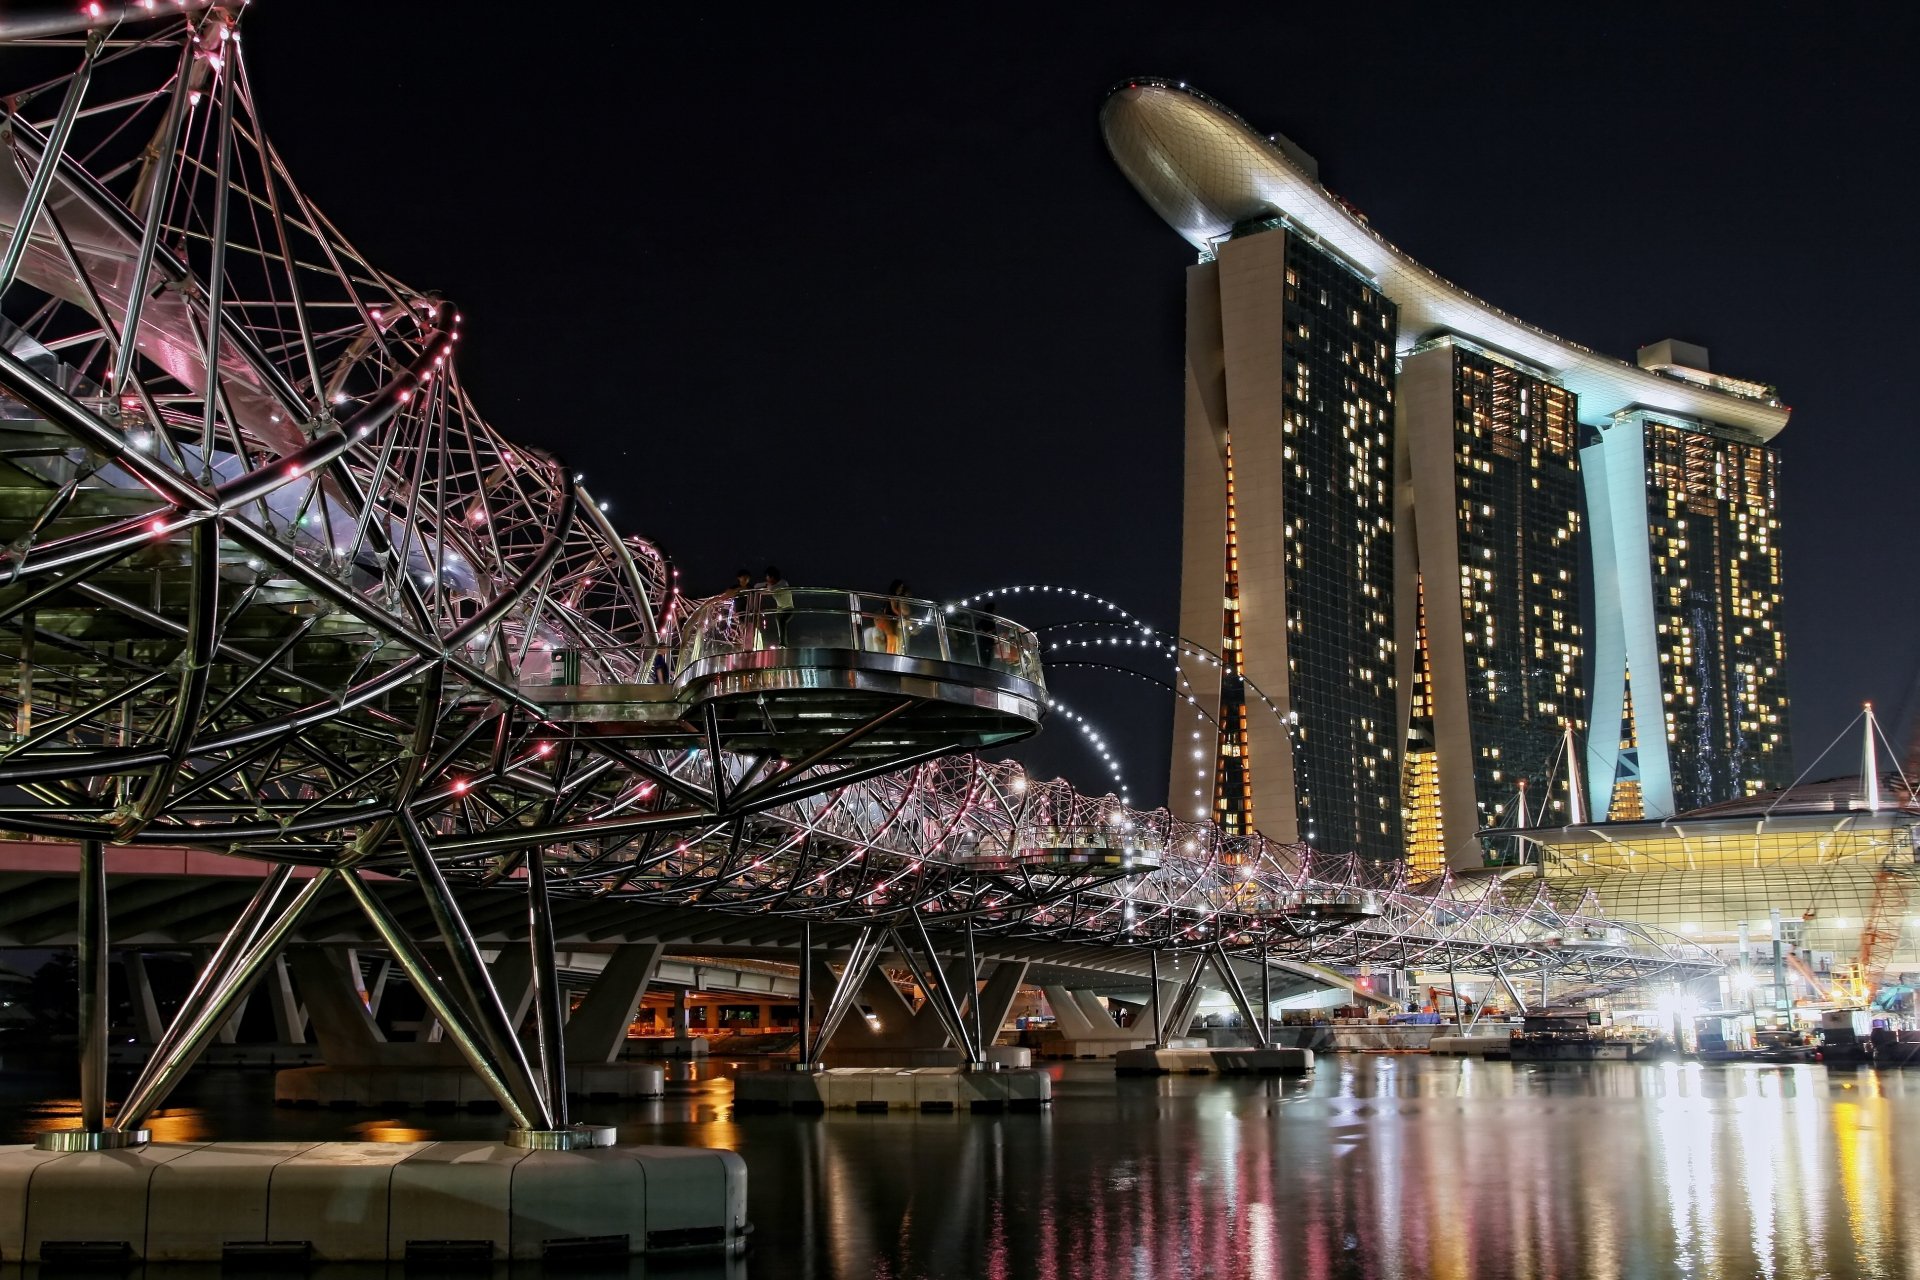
4, 1055, 1918, 1278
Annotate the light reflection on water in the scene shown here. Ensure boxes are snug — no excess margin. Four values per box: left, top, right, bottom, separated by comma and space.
3, 1057, 1919, 1277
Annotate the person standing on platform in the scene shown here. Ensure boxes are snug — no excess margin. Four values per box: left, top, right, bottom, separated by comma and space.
730, 569, 757, 648
763, 566, 792, 647
883, 580, 913, 656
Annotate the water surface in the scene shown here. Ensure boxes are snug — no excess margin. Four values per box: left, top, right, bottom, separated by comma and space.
2, 1056, 1913, 1279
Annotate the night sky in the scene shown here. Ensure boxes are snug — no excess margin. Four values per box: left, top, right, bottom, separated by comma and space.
241, 5, 1916, 806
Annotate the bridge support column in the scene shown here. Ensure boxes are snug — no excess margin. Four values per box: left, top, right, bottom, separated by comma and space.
803, 927, 884, 1069
77, 839, 110, 1135
1164, 960, 1209, 1040
888, 922, 979, 1063
564, 943, 664, 1065
124, 952, 165, 1046
970, 961, 1028, 1045
286, 946, 387, 1067
1041, 986, 1098, 1040
1211, 947, 1268, 1048
113, 868, 334, 1136
1070, 989, 1121, 1035
32, 840, 148, 1150
266, 954, 308, 1045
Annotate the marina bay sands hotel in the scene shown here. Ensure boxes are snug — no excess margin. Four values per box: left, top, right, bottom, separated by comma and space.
1103, 80, 1791, 874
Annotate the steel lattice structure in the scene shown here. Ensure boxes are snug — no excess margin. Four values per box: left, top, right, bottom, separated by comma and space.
0, 6, 1712, 1142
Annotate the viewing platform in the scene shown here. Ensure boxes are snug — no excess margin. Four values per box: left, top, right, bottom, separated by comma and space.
524, 587, 1048, 760
956, 822, 1166, 875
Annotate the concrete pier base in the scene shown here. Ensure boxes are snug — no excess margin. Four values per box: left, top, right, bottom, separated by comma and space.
274, 1063, 665, 1110
1429, 1033, 1513, 1059
822, 1046, 967, 1068
0, 1140, 746, 1262
1035, 1037, 1156, 1060
1113, 1046, 1315, 1076
733, 1066, 1050, 1113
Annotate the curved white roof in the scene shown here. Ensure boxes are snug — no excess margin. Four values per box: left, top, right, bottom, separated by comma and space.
1101, 81, 1789, 442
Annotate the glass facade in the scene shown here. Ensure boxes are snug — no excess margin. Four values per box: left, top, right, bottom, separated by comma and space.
1264, 231, 1401, 862
1636, 414, 1792, 808
1403, 575, 1445, 878
1452, 348, 1586, 840
1213, 436, 1253, 837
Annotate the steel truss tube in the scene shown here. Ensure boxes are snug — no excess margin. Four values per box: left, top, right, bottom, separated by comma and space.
1168, 957, 1209, 1039
893, 919, 976, 1063
123, 863, 293, 1102
1261, 945, 1273, 1046
913, 918, 977, 1063
1211, 948, 1267, 1048
964, 917, 983, 1056
340, 871, 535, 1131
114, 868, 336, 1133
0, 3, 223, 39
1149, 949, 1164, 1047
525, 846, 568, 1128
196, 38, 236, 478
77, 839, 107, 1131
797, 921, 812, 1063
108, 30, 197, 397
397, 810, 552, 1129
0, 33, 96, 297
807, 927, 881, 1068
726, 700, 915, 812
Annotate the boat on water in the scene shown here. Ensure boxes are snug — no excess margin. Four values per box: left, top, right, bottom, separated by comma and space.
1509, 1010, 1648, 1062
1693, 1025, 1818, 1065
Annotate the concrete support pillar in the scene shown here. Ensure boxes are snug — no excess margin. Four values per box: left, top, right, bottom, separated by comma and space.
364, 955, 390, 1019
564, 944, 664, 1065
217, 993, 248, 1044
124, 952, 165, 1045
860, 967, 917, 1036
970, 961, 1029, 1043
1167, 974, 1207, 1038
265, 953, 307, 1045
285, 947, 386, 1067
1042, 986, 1099, 1040
487, 945, 535, 1033
1070, 989, 1120, 1033
806, 958, 840, 1025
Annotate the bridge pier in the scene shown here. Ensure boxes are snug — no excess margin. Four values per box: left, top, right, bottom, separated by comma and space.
564, 943, 665, 1066
275, 942, 668, 1110
1036, 984, 1155, 1059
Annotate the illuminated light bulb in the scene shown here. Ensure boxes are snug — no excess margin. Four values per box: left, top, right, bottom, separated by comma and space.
451, 779, 470, 793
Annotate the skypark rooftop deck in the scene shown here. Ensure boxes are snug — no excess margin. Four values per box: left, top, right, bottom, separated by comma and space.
1101, 79, 1790, 440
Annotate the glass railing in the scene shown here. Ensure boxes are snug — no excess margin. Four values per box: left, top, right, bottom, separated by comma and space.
674, 588, 1044, 685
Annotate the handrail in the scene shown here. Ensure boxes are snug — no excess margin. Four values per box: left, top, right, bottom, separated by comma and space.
522, 588, 1046, 691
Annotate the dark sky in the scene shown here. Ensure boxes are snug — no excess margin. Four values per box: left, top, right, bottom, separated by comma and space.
244, 5, 1917, 804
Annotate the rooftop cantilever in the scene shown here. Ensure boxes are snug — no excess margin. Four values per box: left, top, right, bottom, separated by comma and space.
524, 587, 1048, 762
1100, 79, 1790, 441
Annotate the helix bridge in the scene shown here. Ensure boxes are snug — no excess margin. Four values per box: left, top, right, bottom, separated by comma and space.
0, 4, 1713, 1139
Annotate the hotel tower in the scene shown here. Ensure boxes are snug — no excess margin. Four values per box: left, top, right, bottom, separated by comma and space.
1102, 81, 1793, 872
